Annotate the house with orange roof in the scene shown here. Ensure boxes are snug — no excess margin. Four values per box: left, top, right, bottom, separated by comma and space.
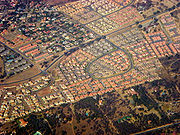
19, 119, 28, 127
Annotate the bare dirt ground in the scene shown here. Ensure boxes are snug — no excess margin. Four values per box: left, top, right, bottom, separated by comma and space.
0, 57, 4, 76
36, 86, 55, 97
0, 64, 41, 85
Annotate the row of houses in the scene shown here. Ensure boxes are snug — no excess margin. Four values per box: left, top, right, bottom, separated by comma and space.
159, 13, 180, 53
0, 43, 32, 78
56, 0, 131, 17
107, 6, 143, 26
145, 31, 178, 58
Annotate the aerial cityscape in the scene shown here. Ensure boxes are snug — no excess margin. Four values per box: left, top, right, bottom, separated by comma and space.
0, 0, 179, 134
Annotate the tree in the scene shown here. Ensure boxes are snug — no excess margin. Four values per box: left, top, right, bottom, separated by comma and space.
138, 25, 142, 28
62, 130, 67, 135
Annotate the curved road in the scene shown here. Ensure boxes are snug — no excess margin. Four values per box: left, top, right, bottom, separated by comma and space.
0, 0, 178, 86
85, 39, 134, 79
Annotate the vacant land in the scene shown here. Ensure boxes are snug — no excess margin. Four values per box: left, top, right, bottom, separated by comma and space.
0, 57, 4, 76
1, 64, 41, 84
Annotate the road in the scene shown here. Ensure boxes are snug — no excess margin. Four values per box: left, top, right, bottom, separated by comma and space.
84, 0, 136, 25
85, 39, 134, 79
132, 120, 180, 135
0, 1, 178, 86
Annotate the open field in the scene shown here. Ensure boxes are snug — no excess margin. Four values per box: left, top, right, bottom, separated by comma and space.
0, 64, 41, 84
0, 57, 4, 76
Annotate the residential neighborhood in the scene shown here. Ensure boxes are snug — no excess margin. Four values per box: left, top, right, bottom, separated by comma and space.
0, 0, 179, 135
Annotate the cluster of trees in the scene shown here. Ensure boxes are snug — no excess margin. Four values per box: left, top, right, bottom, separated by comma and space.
114, 120, 140, 135
133, 85, 157, 110
14, 114, 52, 135
74, 97, 103, 122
